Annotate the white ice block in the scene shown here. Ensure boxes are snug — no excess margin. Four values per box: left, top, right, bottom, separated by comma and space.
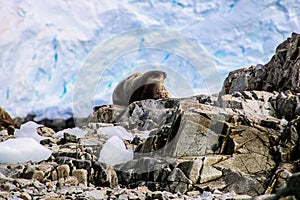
97, 126, 133, 140
0, 138, 52, 164
14, 121, 45, 142
98, 136, 133, 166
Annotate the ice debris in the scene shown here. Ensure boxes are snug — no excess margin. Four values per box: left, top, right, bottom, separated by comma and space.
97, 126, 134, 140
98, 136, 133, 166
14, 121, 45, 142
0, 138, 52, 164
53, 127, 88, 138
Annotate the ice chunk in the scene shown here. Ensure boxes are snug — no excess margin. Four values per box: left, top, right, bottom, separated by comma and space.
0, 138, 52, 164
53, 127, 88, 138
97, 126, 133, 140
14, 121, 45, 142
98, 136, 133, 166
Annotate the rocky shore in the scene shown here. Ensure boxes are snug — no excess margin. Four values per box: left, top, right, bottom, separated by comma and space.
1, 33, 300, 199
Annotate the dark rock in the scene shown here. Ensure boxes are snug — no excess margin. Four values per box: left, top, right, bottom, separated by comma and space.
176, 158, 203, 184
222, 169, 265, 196
92, 161, 118, 188
276, 172, 300, 200
37, 126, 55, 137
0, 107, 16, 135
277, 117, 300, 162
62, 132, 78, 143
270, 91, 300, 121
166, 168, 192, 193
116, 157, 174, 189
116, 99, 180, 131
221, 33, 300, 95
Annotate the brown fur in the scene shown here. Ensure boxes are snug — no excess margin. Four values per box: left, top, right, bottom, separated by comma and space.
113, 71, 171, 106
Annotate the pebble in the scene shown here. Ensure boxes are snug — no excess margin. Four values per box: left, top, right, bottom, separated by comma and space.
20, 192, 32, 200
57, 164, 70, 179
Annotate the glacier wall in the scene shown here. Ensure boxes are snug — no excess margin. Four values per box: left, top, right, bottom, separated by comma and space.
0, 0, 299, 119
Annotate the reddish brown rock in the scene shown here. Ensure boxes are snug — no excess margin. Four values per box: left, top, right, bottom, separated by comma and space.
0, 107, 15, 135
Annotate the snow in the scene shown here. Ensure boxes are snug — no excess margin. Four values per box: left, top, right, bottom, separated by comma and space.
53, 127, 88, 138
97, 126, 134, 140
98, 135, 133, 166
0, 138, 52, 164
14, 121, 45, 142
0, 0, 299, 119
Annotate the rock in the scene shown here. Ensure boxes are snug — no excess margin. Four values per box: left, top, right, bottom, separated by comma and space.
37, 126, 55, 137
166, 168, 192, 193
221, 33, 300, 94
20, 192, 32, 200
222, 169, 266, 196
266, 163, 298, 194
0, 191, 9, 199
92, 161, 118, 188
63, 132, 78, 143
164, 111, 221, 157
277, 117, 300, 162
31, 170, 45, 182
276, 172, 300, 199
57, 164, 70, 179
36, 117, 76, 132
218, 90, 278, 125
116, 157, 174, 189
89, 105, 126, 124
72, 169, 88, 187
270, 90, 300, 121
79, 135, 106, 159
116, 99, 180, 131
0, 107, 15, 135
176, 158, 203, 183
252, 194, 276, 200
199, 156, 224, 184
113, 71, 171, 106
84, 189, 105, 200
63, 176, 79, 186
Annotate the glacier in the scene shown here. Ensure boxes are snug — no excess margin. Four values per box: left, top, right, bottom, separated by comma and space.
0, 0, 299, 120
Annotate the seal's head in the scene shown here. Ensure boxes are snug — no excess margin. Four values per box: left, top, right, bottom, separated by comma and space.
113, 70, 171, 106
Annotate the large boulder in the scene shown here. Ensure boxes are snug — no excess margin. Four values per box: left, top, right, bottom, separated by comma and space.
221, 32, 300, 95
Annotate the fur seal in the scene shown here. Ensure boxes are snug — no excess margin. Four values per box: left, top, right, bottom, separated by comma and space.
113, 70, 171, 106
